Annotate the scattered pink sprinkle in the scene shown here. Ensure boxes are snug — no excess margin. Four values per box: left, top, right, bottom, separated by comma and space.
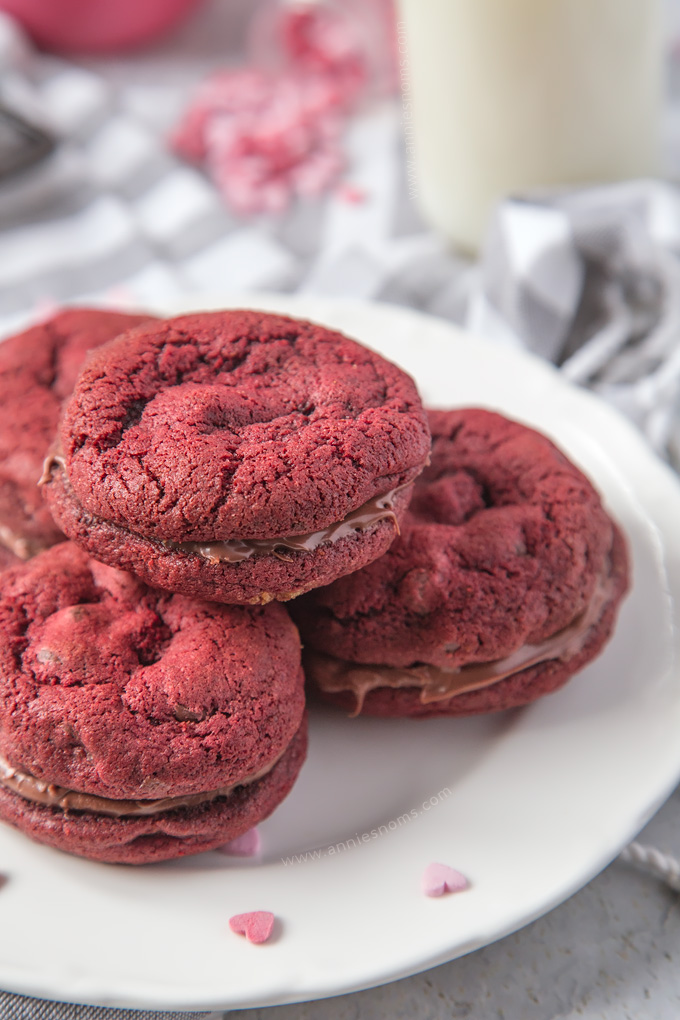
422, 862, 469, 898
336, 182, 366, 204
229, 911, 275, 944
216, 827, 261, 857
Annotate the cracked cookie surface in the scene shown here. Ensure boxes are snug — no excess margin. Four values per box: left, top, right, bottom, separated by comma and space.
0, 542, 304, 796
293, 408, 630, 717
45, 310, 430, 603
0, 542, 307, 862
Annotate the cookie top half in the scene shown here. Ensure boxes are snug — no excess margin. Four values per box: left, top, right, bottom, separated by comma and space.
0, 543, 305, 800
58, 310, 431, 543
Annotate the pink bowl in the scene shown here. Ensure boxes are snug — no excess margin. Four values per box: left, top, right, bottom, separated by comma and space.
0, 0, 204, 53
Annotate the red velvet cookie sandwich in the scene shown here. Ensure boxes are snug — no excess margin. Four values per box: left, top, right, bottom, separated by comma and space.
293, 408, 629, 717
43, 310, 430, 605
0, 542, 307, 863
0, 307, 152, 559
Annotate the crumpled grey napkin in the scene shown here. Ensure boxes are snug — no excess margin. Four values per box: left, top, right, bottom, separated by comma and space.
467, 179, 680, 471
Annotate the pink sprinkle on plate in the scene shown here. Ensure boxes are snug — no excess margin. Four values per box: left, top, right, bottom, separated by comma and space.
216, 828, 261, 857
229, 911, 275, 945
422, 862, 469, 898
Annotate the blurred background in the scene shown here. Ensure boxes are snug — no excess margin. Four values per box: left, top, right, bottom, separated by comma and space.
1, 0, 680, 469
0, 0, 405, 329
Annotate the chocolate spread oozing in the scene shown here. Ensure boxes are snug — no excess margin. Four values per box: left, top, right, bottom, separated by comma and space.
38, 452, 65, 487
41, 453, 405, 564
307, 573, 614, 716
169, 488, 403, 563
0, 750, 284, 818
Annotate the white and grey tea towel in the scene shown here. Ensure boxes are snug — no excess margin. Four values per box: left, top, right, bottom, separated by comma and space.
467, 179, 680, 472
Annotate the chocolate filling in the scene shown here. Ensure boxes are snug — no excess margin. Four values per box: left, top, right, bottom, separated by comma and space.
170, 489, 402, 563
41, 455, 405, 564
38, 452, 66, 487
307, 573, 614, 716
0, 748, 284, 819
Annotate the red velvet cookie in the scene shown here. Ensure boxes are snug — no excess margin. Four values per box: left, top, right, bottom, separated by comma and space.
0, 542, 306, 863
0, 545, 20, 573
293, 408, 630, 717
0, 307, 152, 559
43, 310, 430, 604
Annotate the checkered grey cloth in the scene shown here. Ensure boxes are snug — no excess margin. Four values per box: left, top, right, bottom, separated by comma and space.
0, 995, 210, 1020
1, 3, 680, 1018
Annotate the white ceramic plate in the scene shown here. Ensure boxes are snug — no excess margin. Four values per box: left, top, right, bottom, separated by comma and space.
0, 296, 679, 1011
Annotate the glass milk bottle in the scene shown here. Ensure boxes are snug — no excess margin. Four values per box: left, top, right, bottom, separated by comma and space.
397, 0, 663, 253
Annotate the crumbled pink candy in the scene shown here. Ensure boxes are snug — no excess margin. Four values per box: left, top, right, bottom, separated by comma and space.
170, 68, 274, 165
422, 862, 469, 898
205, 73, 345, 216
216, 827, 261, 857
229, 910, 275, 944
172, 67, 347, 216
277, 5, 368, 110
170, 2, 380, 215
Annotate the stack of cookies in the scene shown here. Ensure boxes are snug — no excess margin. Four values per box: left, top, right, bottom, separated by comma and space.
0, 306, 628, 864
0, 307, 430, 863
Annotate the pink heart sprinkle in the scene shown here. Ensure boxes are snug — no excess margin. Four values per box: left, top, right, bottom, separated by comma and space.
229, 911, 275, 944
422, 862, 469, 898
216, 828, 261, 857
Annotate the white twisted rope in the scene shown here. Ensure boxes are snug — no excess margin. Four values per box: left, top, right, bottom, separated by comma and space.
619, 841, 680, 891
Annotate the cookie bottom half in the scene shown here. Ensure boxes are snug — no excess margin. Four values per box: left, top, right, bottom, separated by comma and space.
0, 716, 307, 864
310, 527, 629, 718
